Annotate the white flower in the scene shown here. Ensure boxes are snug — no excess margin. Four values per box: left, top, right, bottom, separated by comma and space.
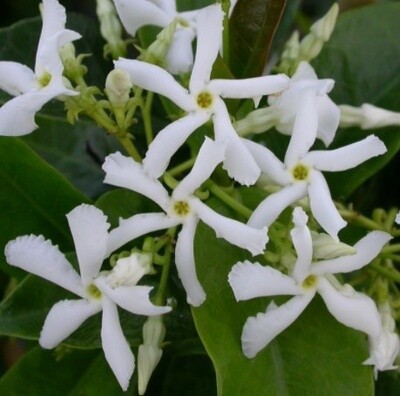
5, 204, 170, 391
114, 4, 289, 185
245, 127, 386, 238
0, 0, 80, 136
102, 138, 268, 306
228, 207, 391, 359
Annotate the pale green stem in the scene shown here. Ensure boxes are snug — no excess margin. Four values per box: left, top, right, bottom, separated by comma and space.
142, 91, 154, 146
168, 158, 196, 177
339, 208, 383, 231
118, 134, 142, 162
369, 262, 400, 283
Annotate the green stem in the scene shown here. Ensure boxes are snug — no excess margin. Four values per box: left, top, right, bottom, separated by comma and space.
339, 208, 383, 231
118, 134, 142, 162
168, 158, 196, 177
143, 92, 154, 146
204, 180, 252, 219
369, 262, 400, 283
382, 244, 400, 254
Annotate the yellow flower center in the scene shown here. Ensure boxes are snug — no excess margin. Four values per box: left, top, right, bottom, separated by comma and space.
196, 91, 213, 109
173, 200, 191, 217
291, 163, 309, 181
302, 274, 317, 290
37, 71, 52, 88
87, 283, 102, 299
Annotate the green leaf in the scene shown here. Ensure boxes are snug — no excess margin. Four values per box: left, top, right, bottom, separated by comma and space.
229, 0, 287, 78
192, 222, 374, 396
312, 3, 400, 198
0, 347, 132, 395
0, 138, 88, 275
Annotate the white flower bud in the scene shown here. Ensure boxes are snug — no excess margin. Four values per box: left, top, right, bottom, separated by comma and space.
311, 231, 356, 259
105, 69, 133, 104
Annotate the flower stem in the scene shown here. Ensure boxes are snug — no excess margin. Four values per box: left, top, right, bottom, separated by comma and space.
118, 133, 142, 162
339, 208, 384, 231
142, 92, 154, 146
168, 157, 196, 177
369, 262, 400, 283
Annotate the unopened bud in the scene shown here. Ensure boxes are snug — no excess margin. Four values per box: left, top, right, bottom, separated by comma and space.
105, 69, 132, 104
311, 231, 356, 259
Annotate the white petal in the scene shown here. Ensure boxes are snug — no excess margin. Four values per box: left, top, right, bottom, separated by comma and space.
243, 139, 291, 185
308, 171, 347, 239
312, 231, 392, 275
292, 61, 318, 81
175, 216, 206, 306
115, 59, 194, 112
318, 277, 381, 338
228, 260, 299, 301
107, 213, 179, 255
316, 95, 340, 146
101, 297, 134, 391
0, 62, 36, 95
284, 87, 318, 167
209, 74, 289, 99
247, 183, 307, 228
193, 199, 268, 255
5, 235, 84, 297
291, 208, 313, 283
189, 4, 224, 93
173, 137, 225, 199
241, 294, 314, 358
304, 135, 387, 172
165, 28, 195, 74
66, 204, 110, 285
143, 112, 209, 179
103, 152, 170, 211
114, 0, 171, 36
152, 0, 176, 14
95, 276, 171, 315
40, 298, 100, 348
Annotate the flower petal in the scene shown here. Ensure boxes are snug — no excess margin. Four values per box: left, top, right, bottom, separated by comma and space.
0, 61, 36, 95
143, 112, 209, 179
316, 95, 340, 146
107, 213, 179, 255
175, 216, 206, 306
308, 171, 347, 239
189, 4, 224, 93
312, 231, 392, 275
304, 135, 387, 171
114, 0, 171, 36
318, 277, 381, 338
291, 207, 313, 283
241, 294, 313, 358
5, 235, 84, 297
66, 204, 110, 285
173, 137, 225, 199
103, 152, 170, 211
209, 74, 289, 99
114, 59, 194, 112
193, 199, 268, 255
95, 276, 171, 315
247, 183, 307, 228
228, 260, 299, 301
101, 296, 135, 391
40, 298, 100, 348
165, 27, 195, 74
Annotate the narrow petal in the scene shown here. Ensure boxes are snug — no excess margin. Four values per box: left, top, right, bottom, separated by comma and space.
318, 277, 381, 338
292, 61, 318, 81
228, 260, 299, 301
143, 112, 209, 179
115, 59, 194, 112
103, 152, 170, 211
40, 299, 100, 348
101, 297, 134, 391
247, 183, 307, 228
304, 135, 387, 172
5, 235, 84, 297
312, 231, 392, 275
107, 213, 179, 255
209, 74, 289, 99
193, 199, 268, 255
66, 204, 110, 285
165, 28, 195, 74
291, 207, 313, 283
316, 95, 340, 146
175, 216, 206, 306
114, 0, 170, 36
284, 88, 318, 168
0, 62, 36, 95
189, 4, 224, 93
173, 137, 225, 199
95, 277, 171, 315
308, 171, 346, 239
241, 294, 314, 358
152, 0, 177, 14
243, 139, 291, 185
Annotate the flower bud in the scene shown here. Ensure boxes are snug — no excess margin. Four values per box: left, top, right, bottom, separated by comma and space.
311, 231, 356, 259
105, 69, 132, 104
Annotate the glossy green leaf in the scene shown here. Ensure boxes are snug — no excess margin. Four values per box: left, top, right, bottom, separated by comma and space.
229, 0, 287, 78
312, 3, 400, 198
192, 221, 373, 396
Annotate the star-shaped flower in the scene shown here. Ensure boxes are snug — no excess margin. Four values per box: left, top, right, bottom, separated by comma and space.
0, 0, 80, 136
102, 138, 268, 306
5, 204, 170, 391
244, 120, 386, 238
115, 3, 289, 186
228, 207, 391, 360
